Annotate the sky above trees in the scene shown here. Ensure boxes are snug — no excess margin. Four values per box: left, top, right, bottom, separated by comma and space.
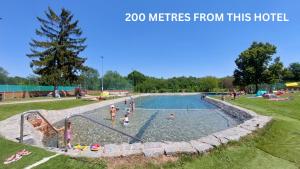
0, 0, 299, 78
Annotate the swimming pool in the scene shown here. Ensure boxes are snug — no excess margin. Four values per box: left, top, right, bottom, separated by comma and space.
44, 94, 241, 147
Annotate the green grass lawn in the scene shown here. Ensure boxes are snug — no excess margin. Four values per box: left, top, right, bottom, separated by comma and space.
0, 99, 97, 121
1, 93, 300, 168
33, 156, 107, 169
0, 137, 54, 169
1, 96, 59, 103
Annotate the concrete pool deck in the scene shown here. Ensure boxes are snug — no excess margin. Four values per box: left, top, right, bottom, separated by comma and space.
0, 94, 272, 158
0, 94, 146, 144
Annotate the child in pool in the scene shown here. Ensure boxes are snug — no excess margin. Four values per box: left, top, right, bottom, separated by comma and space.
121, 114, 129, 126
167, 113, 176, 120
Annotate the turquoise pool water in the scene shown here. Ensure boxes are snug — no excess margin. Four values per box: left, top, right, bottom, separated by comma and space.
45, 95, 241, 146
135, 95, 216, 109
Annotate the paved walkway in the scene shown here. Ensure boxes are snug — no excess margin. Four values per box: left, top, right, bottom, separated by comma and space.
0, 95, 100, 105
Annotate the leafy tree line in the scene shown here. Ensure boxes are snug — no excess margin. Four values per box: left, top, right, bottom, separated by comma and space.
2, 62, 299, 93
0, 67, 39, 85
127, 71, 222, 92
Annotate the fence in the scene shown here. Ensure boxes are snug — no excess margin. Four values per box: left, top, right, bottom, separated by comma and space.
0, 85, 76, 101
0, 85, 76, 92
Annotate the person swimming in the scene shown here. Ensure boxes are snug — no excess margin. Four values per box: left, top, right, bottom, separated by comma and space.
167, 113, 175, 120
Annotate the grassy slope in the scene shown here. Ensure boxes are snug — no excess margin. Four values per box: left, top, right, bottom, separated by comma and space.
34, 156, 106, 169
0, 99, 96, 121
0, 137, 54, 169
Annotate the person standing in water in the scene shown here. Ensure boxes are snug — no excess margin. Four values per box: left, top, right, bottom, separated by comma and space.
110, 105, 117, 120
129, 98, 135, 112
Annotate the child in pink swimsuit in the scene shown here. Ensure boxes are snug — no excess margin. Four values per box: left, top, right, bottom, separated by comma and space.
65, 122, 72, 149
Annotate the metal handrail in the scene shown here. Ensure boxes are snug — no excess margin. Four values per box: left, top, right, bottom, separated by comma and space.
20, 110, 59, 148
66, 114, 144, 144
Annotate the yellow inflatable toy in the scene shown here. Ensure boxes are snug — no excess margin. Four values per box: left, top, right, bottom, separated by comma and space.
74, 144, 88, 151
285, 82, 299, 87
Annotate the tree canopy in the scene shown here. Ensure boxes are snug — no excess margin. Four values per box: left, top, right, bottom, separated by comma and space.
283, 62, 300, 82
79, 67, 100, 90
27, 7, 87, 88
233, 42, 277, 91
132, 74, 221, 93
267, 57, 284, 84
104, 71, 132, 90
127, 70, 146, 87
0, 67, 9, 84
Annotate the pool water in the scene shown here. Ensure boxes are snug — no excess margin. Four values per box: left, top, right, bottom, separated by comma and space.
44, 95, 241, 146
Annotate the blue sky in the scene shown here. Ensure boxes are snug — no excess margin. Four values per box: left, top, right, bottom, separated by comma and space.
0, 0, 299, 78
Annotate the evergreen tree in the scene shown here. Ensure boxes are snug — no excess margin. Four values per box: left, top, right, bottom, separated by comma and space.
27, 7, 87, 92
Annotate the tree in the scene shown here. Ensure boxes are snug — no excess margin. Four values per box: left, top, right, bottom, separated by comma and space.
104, 71, 132, 90
0, 67, 9, 84
233, 42, 277, 92
268, 57, 284, 84
220, 76, 234, 90
199, 76, 219, 92
282, 68, 295, 82
25, 75, 40, 85
127, 70, 146, 87
27, 7, 87, 94
288, 62, 300, 81
8, 76, 29, 85
79, 67, 100, 90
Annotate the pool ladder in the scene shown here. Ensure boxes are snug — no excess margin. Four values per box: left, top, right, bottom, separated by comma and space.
20, 110, 60, 148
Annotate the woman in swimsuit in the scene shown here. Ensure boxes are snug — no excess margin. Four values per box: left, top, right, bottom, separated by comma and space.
110, 105, 117, 120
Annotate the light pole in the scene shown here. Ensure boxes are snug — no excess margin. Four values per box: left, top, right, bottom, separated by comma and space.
101, 56, 104, 92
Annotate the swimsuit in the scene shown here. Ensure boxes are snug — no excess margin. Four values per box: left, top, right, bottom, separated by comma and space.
124, 121, 129, 126
66, 129, 72, 140
124, 117, 129, 125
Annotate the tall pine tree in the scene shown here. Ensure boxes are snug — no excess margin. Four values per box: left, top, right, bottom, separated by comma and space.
27, 7, 87, 92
